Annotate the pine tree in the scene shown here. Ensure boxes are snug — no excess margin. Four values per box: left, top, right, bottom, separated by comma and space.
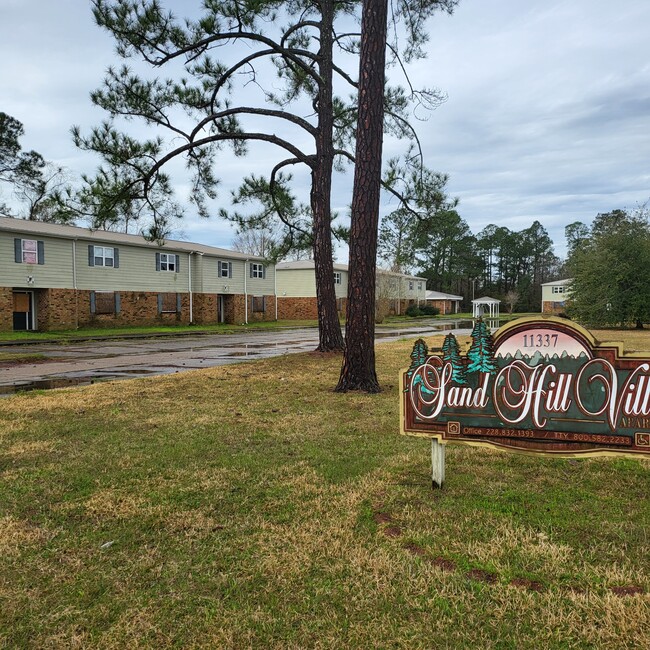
405, 338, 429, 391
467, 318, 497, 375
442, 333, 467, 384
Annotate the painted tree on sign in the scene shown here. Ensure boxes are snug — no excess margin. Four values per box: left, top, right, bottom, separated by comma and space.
442, 333, 467, 384
467, 319, 496, 375
407, 338, 428, 377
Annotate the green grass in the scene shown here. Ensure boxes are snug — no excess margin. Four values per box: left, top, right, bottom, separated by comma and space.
0, 319, 321, 343
0, 336, 648, 648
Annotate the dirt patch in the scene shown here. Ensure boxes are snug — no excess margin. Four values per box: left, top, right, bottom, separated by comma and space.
403, 542, 427, 557
373, 512, 393, 525
466, 568, 498, 584
383, 526, 402, 538
430, 557, 456, 572
510, 578, 544, 592
610, 585, 645, 596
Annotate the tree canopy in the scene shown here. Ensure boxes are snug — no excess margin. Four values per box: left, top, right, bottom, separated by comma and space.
75, 0, 458, 352
566, 207, 650, 328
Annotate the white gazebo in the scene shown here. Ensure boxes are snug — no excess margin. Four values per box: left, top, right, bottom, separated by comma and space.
471, 296, 501, 319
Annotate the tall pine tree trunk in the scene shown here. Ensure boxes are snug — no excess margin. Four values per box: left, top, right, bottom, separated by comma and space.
335, 0, 388, 392
311, 0, 345, 352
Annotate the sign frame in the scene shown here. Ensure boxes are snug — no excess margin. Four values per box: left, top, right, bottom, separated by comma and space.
400, 316, 650, 461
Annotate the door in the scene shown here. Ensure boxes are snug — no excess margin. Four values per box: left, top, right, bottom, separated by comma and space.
13, 291, 35, 331
218, 295, 225, 323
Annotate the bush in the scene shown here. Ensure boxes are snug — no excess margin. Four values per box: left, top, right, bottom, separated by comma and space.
419, 304, 440, 316
405, 304, 440, 317
405, 304, 422, 317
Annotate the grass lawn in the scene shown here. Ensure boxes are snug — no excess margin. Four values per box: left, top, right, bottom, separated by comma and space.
0, 332, 648, 648
0, 319, 325, 344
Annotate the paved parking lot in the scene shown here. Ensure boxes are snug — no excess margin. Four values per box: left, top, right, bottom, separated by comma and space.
0, 320, 474, 393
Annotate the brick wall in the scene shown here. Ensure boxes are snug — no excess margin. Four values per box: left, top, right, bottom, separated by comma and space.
0, 288, 13, 331
427, 299, 456, 315
542, 301, 565, 315
277, 297, 346, 321
277, 297, 318, 320
0, 288, 279, 331
193, 293, 219, 325
37, 288, 79, 330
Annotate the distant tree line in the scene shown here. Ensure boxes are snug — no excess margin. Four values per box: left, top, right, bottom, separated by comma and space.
378, 196, 563, 312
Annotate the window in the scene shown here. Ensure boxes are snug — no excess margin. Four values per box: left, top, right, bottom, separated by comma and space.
90, 291, 120, 315
251, 296, 266, 313
409, 281, 414, 291
158, 293, 180, 313
417, 282, 422, 291
552, 286, 566, 294
14, 238, 44, 265
93, 246, 115, 267
88, 245, 119, 268
218, 261, 232, 278
155, 252, 179, 272
250, 262, 265, 279
334, 271, 342, 284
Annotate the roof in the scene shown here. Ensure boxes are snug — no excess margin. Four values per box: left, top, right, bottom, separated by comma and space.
0, 217, 263, 261
541, 278, 573, 286
426, 290, 463, 301
471, 296, 501, 304
276, 260, 349, 272
276, 260, 426, 281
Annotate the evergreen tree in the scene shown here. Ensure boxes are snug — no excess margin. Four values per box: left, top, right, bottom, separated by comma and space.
442, 333, 467, 384
405, 338, 428, 392
467, 319, 496, 375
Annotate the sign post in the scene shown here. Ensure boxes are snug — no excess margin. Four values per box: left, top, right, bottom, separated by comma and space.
401, 317, 650, 487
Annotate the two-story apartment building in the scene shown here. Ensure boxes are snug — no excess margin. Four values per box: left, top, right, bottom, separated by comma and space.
0, 217, 276, 331
275, 260, 427, 319
541, 278, 572, 314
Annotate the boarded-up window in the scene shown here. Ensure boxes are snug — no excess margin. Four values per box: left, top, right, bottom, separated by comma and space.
95, 292, 116, 315
159, 293, 178, 313
251, 296, 265, 313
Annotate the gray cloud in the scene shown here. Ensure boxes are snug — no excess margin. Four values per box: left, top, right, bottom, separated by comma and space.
1, 0, 649, 260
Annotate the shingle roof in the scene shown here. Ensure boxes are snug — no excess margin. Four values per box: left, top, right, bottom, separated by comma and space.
425, 290, 463, 301
0, 217, 263, 260
276, 260, 426, 280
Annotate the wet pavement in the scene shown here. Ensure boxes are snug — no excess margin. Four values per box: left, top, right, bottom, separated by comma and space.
0, 319, 478, 394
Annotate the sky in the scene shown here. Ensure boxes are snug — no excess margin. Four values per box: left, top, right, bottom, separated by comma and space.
1, 0, 649, 261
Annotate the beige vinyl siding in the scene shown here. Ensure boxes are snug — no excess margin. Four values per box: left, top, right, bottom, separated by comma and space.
542, 283, 570, 303
0, 232, 73, 288
277, 268, 348, 298
201, 257, 273, 295
75, 242, 190, 292
191, 253, 204, 293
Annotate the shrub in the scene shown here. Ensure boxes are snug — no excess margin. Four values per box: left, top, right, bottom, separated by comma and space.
419, 304, 440, 316
405, 305, 422, 317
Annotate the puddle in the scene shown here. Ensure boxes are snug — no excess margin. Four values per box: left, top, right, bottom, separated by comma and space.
0, 377, 101, 395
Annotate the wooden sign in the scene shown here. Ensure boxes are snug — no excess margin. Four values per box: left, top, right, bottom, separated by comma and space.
400, 317, 650, 459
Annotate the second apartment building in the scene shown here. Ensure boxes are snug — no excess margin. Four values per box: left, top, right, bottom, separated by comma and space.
275, 260, 427, 319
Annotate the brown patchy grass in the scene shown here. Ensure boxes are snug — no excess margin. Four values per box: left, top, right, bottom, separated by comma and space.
0, 332, 648, 648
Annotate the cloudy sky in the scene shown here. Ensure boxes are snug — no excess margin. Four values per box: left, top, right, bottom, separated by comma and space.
1, 0, 649, 259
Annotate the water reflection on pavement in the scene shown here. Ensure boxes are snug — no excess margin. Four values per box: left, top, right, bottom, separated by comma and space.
0, 319, 480, 394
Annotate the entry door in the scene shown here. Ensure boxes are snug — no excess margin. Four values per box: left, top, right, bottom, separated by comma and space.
218, 295, 225, 323
13, 291, 34, 331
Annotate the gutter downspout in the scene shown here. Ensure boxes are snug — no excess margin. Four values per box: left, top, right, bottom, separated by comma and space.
397, 278, 401, 315
244, 258, 248, 324
274, 264, 278, 321
72, 239, 78, 329
188, 252, 193, 324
